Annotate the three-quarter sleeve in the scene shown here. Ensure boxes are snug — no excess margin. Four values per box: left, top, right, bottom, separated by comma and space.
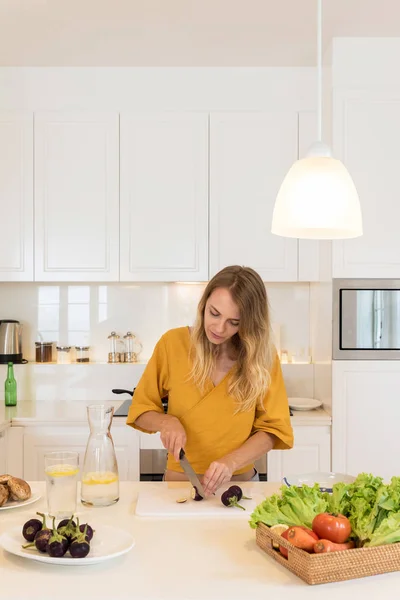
251, 353, 294, 450
126, 334, 170, 434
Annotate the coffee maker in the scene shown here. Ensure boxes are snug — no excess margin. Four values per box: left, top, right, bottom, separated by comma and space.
0, 320, 26, 364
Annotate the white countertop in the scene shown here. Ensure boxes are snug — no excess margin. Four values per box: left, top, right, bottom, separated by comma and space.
0, 481, 398, 600
0, 401, 331, 428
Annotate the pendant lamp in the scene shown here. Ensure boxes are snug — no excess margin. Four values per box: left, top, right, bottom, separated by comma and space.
271, 0, 363, 239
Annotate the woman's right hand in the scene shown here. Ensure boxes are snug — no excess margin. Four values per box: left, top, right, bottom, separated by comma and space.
160, 415, 187, 461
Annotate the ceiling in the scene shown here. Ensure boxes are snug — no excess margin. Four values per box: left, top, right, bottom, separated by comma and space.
1, 0, 400, 66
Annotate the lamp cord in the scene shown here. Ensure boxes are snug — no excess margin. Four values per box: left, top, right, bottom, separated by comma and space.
317, 0, 322, 141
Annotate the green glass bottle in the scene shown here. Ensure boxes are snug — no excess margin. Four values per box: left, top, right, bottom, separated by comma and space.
5, 362, 17, 407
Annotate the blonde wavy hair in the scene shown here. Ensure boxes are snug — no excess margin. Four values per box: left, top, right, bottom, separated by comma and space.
190, 266, 275, 412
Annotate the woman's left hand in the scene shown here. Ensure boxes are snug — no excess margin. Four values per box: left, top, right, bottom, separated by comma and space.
202, 457, 235, 496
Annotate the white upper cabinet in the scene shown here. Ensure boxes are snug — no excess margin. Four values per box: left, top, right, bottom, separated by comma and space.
120, 113, 209, 282
34, 112, 119, 281
0, 112, 33, 281
333, 91, 400, 278
209, 112, 298, 281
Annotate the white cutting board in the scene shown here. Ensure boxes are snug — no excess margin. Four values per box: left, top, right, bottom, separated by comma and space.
135, 482, 264, 518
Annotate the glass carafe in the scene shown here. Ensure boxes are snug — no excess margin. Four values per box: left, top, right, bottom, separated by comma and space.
81, 405, 119, 507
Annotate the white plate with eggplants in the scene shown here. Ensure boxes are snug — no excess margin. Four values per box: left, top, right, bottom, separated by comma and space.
0, 522, 135, 566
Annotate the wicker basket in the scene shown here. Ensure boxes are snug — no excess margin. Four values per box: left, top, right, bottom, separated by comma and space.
256, 523, 400, 585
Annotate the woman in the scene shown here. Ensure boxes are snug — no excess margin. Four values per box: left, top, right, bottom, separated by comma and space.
126, 265, 293, 495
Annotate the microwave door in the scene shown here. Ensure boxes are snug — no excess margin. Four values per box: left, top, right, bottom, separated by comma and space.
373, 290, 384, 349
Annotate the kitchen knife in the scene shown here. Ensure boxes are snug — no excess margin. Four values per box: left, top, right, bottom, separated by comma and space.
179, 449, 206, 499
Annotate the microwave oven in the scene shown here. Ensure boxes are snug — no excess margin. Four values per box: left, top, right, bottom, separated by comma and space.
333, 279, 400, 360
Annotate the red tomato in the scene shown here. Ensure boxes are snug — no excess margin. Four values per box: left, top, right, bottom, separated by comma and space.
279, 529, 289, 558
312, 513, 351, 544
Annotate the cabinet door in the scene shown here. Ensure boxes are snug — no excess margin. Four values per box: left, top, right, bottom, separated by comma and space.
209, 112, 298, 281
0, 112, 33, 281
35, 112, 119, 281
267, 426, 331, 482
332, 360, 400, 480
23, 426, 140, 481
120, 113, 209, 282
333, 91, 400, 278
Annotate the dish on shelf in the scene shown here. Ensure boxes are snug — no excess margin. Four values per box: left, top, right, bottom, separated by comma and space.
288, 397, 322, 411
283, 472, 356, 493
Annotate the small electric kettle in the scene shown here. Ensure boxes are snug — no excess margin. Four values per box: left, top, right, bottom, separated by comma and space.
0, 320, 26, 364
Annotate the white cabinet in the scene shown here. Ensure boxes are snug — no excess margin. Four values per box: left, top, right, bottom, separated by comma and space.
34, 111, 120, 281
267, 426, 331, 482
120, 113, 209, 282
210, 112, 299, 281
333, 90, 400, 278
332, 360, 400, 481
22, 426, 140, 481
0, 112, 33, 281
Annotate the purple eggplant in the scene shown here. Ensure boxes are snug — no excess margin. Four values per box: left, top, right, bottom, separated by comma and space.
46, 518, 69, 557
69, 524, 90, 558
227, 485, 252, 501
22, 512, 52, 552
221, 489, 246, 510
78, 523, 94, 542
190, 486, 204, 501
57, 515, 77, 543
22, 518, 42, 542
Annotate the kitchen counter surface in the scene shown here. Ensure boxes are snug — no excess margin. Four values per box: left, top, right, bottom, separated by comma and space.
0, 401, 332, 428
0, 481, 398, 600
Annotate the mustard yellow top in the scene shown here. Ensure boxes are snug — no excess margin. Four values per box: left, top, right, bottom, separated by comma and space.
126, 327, 293, 475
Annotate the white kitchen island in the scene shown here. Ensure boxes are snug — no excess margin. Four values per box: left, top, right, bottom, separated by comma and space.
1, 481, 399, 600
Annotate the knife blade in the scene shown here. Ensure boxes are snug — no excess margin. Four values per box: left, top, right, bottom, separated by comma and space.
179, 449, 206, 498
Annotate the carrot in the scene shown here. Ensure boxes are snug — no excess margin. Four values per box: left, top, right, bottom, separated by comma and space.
314, 539, 355, 553
287, 526, 317, 552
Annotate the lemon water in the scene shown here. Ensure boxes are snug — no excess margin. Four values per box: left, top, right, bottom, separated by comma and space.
81, 471, 119, 507
45, 464, 79, 518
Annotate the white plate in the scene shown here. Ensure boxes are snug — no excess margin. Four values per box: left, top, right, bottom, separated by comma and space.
288, 397, 322, 411
0, 524, 135, 566
283, 471, 356, 493
0, 490, 41, 511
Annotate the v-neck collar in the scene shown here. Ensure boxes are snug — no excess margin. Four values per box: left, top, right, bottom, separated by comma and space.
185, 326, 236, 390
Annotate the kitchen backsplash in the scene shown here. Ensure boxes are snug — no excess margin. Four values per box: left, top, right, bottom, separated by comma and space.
0, 281, 326, 403
0, 281, 312, 363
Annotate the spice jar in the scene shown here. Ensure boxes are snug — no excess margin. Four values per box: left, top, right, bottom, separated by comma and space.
35, 342, 54, 363
107, 332, 120, 363
56, 346, 72, 364
75, 346, 90, 363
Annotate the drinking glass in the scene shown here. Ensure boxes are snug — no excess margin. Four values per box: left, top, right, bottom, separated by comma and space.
44, 451, 79, 518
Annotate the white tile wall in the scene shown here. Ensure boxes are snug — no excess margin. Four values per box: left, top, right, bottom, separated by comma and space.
0, 281, 320, 402
0, 282, 312, 363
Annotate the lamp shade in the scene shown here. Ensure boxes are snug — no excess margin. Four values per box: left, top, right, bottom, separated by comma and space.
271, 154, 363, 239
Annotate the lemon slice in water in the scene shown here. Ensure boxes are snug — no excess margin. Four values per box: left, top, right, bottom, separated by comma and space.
82, 471, 118, 485
45, 464, 79, 477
